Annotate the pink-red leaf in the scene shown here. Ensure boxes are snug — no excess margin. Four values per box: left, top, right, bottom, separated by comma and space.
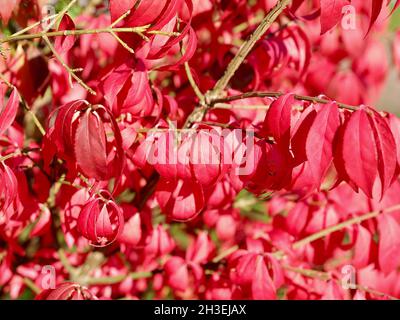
367, 0, 384, 34
263, 93, 295, 146
55, 14, 76, 54
353, 225, 372, 268
368, 111, 397, 198
156, 178, 204, 221
378, 213, 400, 273
0, 0, 19, 24
342, 109, 378, 198
320, 0, 349, 34
388, 114, 400, 166
252, 255, 276, 300
0, 86, 19, 136
306, 103, 340, 186
74, 110, 108, 180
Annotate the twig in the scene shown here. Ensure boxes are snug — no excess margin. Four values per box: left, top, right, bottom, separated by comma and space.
213, 103, 270, 110
10, 13, 59, 37
283, 265, 331, 281
284, 265, 399, 300
0, 71, 12, 87
109, 10, 135, 54
10, 0, 76, 40
355, 284, 399, 300
211, 0, 292, 97
110, 10, 132, 28
219, 204, 400, 263
183, 0, 292, 128
110, 31, 135, 54
184, 62, 205, 103
1, 27, 180, 44
273, 204, 400, 259
211, 91, 358, 111
20, 97, 46, 136
23, 278, 41, 294
43, 34, 96, 95
0, 151, 20, 162
0, 148, 42, 163
291, 208, 395, 250
85, 271, 153, 286
212, 245, 239, 263
58, 249, 77, 278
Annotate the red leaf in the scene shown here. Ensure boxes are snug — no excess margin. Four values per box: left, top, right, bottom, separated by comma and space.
186, 232, 215, 264
188, 129, 228, 187
306, 103, 340, 186
74, 110, 108, 180
53, 100, 88, 158
0, 86, 19, 136
36, 283, 98, 300
110, 0, 169, 28
96, 204, 114, 240
101, 63, 132, 110
152, 130, 190, 181
262, 93, 295, 146
320, 0, 349, 34
305, 206, 339, 234
291, 106, 317, 165
77, 198, 124, 247
389, 114, 400, 167
151, 0, 184, 31
0, 163, 18, 213
156, 178, 204, 221
158, 26, 198, 71
0, 0, 20, 24
342, 109, 378, 198
118, 213, 142, 246
144, 225, 176, 258
321, 281, 345, 300
367, 0, 384, 34
55, 14, 76, 54
353, 225, 372, 268
285, 201, 309, 236
368, 111, 397, 198
235, 253, 258, 284
165, 256, 189, 291
30, 206, 51, 238
378, 213, 400, 273
252, 255, 276, 300
109, 0, 136, 24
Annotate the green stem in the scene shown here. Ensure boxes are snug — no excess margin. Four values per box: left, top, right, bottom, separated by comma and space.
85, 271, 153, 286
184, 61, 205, 103
1, 27, 179, 44
43, 34, 96, 95
0, 151, 20, 162
58, 249, 77, 277
212, 245, 239, 263
23, 278, 41, 295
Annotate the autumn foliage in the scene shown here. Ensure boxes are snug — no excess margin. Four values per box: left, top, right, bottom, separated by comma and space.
1, 0, 400, 300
